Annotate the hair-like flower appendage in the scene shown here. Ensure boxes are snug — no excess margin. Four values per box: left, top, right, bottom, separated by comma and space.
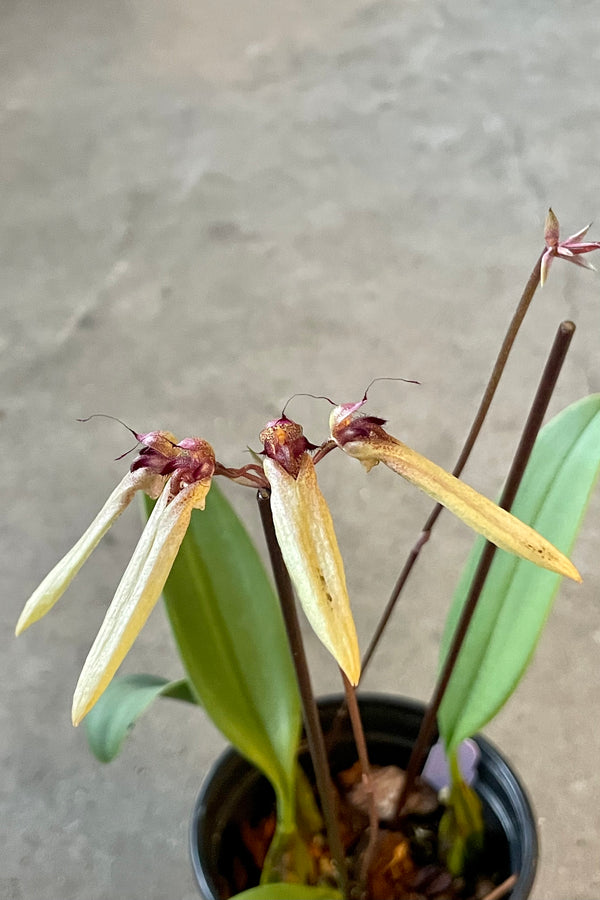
541, 208, 600, 287
16, 430, 216, 724
329, 399, 581, 582
260, 417, 361, 685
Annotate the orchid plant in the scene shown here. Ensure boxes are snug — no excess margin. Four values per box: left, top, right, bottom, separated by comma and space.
16, 211, 600, 900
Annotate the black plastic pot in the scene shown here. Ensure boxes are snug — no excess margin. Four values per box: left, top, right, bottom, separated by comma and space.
190, 694, 538, 899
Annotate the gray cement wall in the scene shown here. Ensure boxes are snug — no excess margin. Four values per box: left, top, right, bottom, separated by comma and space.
2, 1, 600, 897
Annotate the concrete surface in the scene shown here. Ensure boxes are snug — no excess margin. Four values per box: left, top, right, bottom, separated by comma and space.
2, 1, 600, 897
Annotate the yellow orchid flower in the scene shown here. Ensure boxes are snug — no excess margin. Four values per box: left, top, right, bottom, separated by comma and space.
72, 473, 212, 725
15, 467, 166, 635
329, 399, 581, 583
260, 418, 361, 685
16, 431, 216, 724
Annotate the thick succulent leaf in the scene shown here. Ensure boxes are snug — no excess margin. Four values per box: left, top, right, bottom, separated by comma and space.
84, 674, 197, 762
438, 395, 600, 752
143, 483, 301, 829
231, 885, 342, 900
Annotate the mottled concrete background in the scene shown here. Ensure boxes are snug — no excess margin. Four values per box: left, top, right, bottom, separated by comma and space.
2, 1, 600, 898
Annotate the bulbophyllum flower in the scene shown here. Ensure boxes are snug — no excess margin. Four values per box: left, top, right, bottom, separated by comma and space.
329, 398, 581, 582
260, 417, 361, 686
541, 208, 600, 287
16, 430, 216, 725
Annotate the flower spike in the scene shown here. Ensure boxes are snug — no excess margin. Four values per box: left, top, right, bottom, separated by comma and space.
260, 417, 361, 685
330, 400, 581, 582
540, 208, 600, 287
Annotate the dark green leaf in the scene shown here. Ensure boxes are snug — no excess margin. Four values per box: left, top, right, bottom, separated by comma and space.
439, 395, 600, 752
144, 482, 301, 828
84, 673, 197, 762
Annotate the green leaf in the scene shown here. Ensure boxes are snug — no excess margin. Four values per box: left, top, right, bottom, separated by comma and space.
143, 483, 301, 831
438, 395, 600, 752
231, 885, 342, 900
438, 753, 483, 876
84, 673, 197, 762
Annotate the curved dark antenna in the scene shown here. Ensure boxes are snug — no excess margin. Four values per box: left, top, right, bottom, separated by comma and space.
77, 413, 178, 461
281, 392, 336, 418
360, 376, 420, 402
114, 443, 143, 461
77, 414, 142, 460
77, 413, 138, 437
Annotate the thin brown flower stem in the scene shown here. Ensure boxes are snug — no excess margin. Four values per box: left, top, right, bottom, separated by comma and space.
257, 490, 349, 899
480, 874, 518, 900
313, 439, 337, 465
395, 319, 576, 817
360, 252, 544, 676
214, 461, 267, 488
341, 670, 378, 895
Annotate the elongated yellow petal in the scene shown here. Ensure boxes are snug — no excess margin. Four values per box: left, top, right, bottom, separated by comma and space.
15, 470, 165, 636
341, 434, 581, 582
264, 455, 361, 684
71, 478, 211, 725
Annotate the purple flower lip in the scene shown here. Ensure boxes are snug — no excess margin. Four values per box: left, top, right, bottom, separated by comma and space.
129, 432, 215, 496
